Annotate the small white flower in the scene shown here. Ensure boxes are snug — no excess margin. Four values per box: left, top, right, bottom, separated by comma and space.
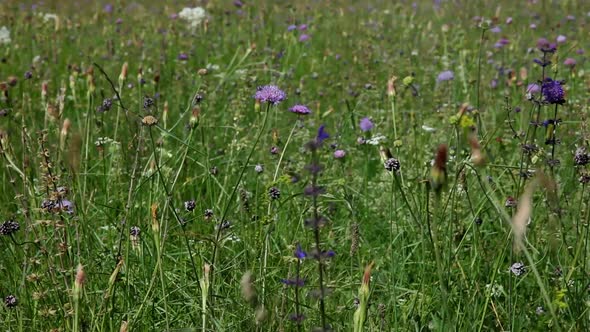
206, 63, 220, 71
254, 164, 264, 173
365, 134, 387, 145
421, 125, 436, 132
0, 26, 11, 45
178, 7, 207, 29
39, 12, 58, 23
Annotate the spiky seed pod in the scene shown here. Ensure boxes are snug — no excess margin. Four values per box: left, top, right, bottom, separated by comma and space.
141, 115, 158, 126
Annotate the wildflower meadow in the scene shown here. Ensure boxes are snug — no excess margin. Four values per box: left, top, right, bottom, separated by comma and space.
0, 0, 589, 331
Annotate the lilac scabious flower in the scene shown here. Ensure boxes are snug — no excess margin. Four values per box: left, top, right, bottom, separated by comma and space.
490, 26, 501, 33
536, 37, 550, 50
103, 4, 113, 13
529, 23, 537, 29
254, 85, 286, 105
541, 78, 565, 104
563, 58, 576, 67
299, 34, 310, 42
289, 104, 311, 115
298, 24, 307, 31
233, 0, 244, 7
359, 117, 374, 132
436, 70, 454, 83
287, 24, 296, 31
526, 83, 541, 94
494, 38, 510, 48
334, 150, 346, 159
178, 53, 189, 61
556, 35, 567, 44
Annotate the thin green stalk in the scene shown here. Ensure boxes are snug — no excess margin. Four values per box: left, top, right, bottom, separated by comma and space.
209, 102, 271, 313
426, 185, 448, 327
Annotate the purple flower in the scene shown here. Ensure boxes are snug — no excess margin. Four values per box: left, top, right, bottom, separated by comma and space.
436, 70, 454, 83
490, 26, 501, 33
287, 24, 297, 31
299, 34, 310, 42
294, 244, 307, 259
536, 38, 550, 50
384, 158, 401, 172
563, 58, 576, 67
233, 0, 244, 7
334, 150, 346, 159
526, 83, 541, 94
115, 18, 123, 24
506, 17, 513, 24
556, 35, 567, 44
289, 104, 311, 115
103, 4, 113, 13
169, 13, 178, 19
0, 220, 20, 236
298, 24, 307, 31
490, 79, 498, 89
254, 85, 286, 105
178, 53, 189, 61
359, 117, 374, 132
529, 23, 537, 29
541, 78, 565, 104
495, 38, 510, 48
281, 278, 305, 287
316, 125, 329, 144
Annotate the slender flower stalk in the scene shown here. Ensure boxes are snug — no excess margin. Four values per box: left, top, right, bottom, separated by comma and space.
304, 125, 333, 331
211, 85, 283, 315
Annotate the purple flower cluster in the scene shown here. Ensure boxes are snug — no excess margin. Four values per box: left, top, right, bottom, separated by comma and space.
41, 199, 74, 214
289, 104, 311, 115
541, 78, 565, 104
436, 70, 454, 83
359, 117, 373, 132
254, 85, 287, 105
0, 220, 20, 236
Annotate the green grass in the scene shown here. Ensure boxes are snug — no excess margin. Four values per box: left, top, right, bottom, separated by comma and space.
1, 0, 589, 331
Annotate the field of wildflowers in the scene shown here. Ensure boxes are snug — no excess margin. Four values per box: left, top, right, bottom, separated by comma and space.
0, 0, 589, 331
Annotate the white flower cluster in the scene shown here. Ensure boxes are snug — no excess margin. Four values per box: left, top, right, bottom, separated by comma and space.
41, 13, 58, 22
0, 26, 11, 45
178, 7, 206, 29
